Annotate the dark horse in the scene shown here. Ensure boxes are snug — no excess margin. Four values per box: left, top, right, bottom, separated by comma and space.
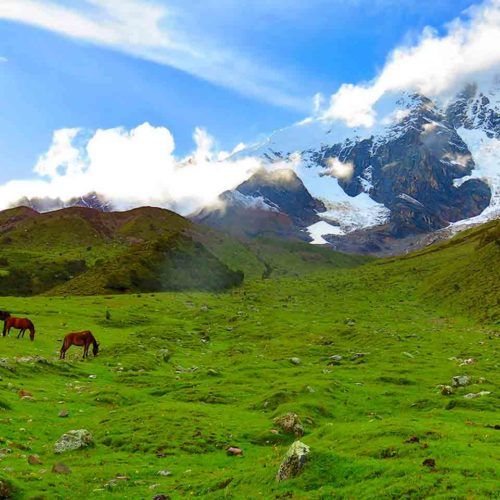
0, 310, 10, 321
3, 317, 35, 341
60, 331, 99, 359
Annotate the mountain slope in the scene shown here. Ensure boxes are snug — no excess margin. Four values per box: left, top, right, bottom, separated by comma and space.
0, 206, 370, 295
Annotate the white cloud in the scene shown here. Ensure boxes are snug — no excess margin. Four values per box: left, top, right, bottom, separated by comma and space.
0, 123, 262, 214
323, 0, 500, 127
0, 56, 7, 63
0, 0, 305, 110
322, 157, 354, 181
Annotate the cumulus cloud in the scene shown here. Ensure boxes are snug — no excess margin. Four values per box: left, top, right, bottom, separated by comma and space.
323, 0, 500, 127
0, 123, 262, 215
322, 157, 354, 181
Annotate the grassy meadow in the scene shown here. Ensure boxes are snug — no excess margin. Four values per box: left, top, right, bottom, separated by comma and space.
0, 220, 499, 499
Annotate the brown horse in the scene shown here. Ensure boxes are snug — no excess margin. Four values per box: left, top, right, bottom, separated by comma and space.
60, 331, 99, 359
3, 317, 35, 341
0, 310, 10, 321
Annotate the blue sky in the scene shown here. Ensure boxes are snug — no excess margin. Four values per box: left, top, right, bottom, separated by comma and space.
0, 0, 485, 184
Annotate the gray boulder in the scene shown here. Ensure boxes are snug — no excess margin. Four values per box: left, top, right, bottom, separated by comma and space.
54, 429, 94, 454
273, 412, 304, 437
452, 375, 471, 387
276, 441, 310, 481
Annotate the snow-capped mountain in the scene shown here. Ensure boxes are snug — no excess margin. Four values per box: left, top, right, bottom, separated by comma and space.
221, 76, 499, 250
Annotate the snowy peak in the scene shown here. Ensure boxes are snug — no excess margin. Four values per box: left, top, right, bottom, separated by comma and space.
231, 81, 498, 246
447, 78, 500, 138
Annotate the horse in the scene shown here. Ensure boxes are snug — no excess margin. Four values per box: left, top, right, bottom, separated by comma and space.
60, 331, 99, 359
3, 317, 35, 341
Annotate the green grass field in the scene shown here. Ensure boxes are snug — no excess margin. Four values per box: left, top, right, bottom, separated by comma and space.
0, 220, 498, 499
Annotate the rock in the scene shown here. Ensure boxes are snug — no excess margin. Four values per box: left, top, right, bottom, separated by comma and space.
403, 352, 414, 358
276, 441, 310, 481
226, 447, 243, 456
88, 374, 97, 379
54, 429, 94, 454
440, 385, 454, 396
328, 355, 342, 365
351, 353, 368, 361
422, 458, 436, 468
289, 357, 301, 366
273, 412, 304, 437
460, 358, 476, 366
157, 470, 172, 477
157, 349, 171, 362
59, 409, 69, 418
464, 391, 491, 399
405, 436, 420, 444
452, 375, 471, 387
28, 454, 42, 465
18, 389, 33, 399
0, 478, 16, 499
52, 462, 72, 474
206, 369, 220, 377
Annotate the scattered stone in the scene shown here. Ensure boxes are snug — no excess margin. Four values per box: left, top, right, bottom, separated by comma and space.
464, 391, 491, 399
88, 374, 97, 379
289, 357, 301, 366
276, 441, 310, 481
422, 458, 436, 469
17, 355, 50, 365
18, 389, 34, 400
273, 412, 304, 437
54, 429, 94, 454
59, 409, 69, 418
0, 478, 16, 498
175, 366, 198, 374
328, 355, 342, 365
403, 352, 414, 358
452, 375, 471, 387
439, 385, 454, 396
460, 358, 476, 366
157, 470, 172, 477
344, 318, 356, 326
206, 369, 220, 377
226, 447, 243, 456
28, 454, 42, 465
405, 436, 420, 444
351, 353, 368, 361
157, 349, 171, 362
52, 462, 72, 474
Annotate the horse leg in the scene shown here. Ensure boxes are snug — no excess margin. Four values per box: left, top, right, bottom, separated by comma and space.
18, 329, 23, 339
60, 346, 66, 359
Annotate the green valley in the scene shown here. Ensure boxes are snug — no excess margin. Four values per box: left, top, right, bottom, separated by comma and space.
0, 215, 498, 499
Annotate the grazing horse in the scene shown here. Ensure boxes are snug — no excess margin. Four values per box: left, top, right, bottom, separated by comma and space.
3, 317, 35, 341
60, 331, 99, 359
